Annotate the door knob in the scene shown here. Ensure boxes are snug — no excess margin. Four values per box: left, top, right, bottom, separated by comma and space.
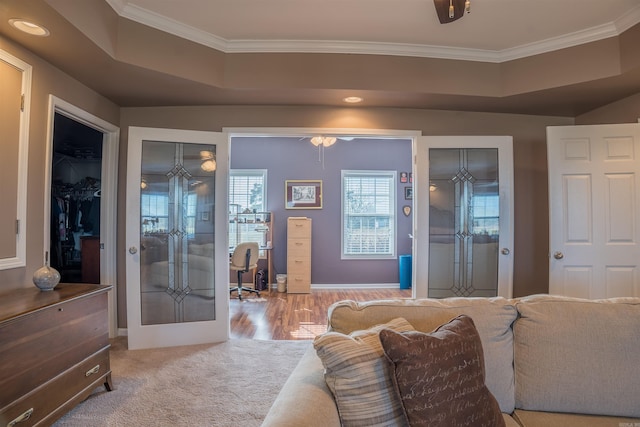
553, 251, 564, 260
129, 246, 138, 254
501, 248, 510, 255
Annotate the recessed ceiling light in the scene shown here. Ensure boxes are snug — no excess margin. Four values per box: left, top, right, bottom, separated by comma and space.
343, 96, 363, 104
8, 19, 50, 37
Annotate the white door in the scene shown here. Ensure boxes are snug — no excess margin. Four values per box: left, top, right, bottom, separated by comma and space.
126, 127, 229, 349
548, 124, 640, 298
415, 136, 514, 299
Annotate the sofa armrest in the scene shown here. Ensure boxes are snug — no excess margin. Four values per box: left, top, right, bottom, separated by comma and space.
262, 347, 340, 427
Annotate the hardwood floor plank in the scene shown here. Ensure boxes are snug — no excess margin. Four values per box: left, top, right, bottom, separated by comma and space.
230, 288, 412, 340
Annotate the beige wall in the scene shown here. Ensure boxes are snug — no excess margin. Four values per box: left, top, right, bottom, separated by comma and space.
7, 26, 638, 329
0, 36, 119, 291
576, 92, 640, 124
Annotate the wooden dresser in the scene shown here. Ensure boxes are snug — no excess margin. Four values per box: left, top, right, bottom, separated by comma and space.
0, 283, 112, 427
287, 217, 312, 293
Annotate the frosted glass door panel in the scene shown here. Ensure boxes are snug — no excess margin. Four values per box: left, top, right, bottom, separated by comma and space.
139, 141, 216, 325
428, 148, 499, 297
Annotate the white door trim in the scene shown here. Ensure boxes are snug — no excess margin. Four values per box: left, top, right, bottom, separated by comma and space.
224, 126, 422, 297
223, 127, 421, 139
0, 49, 31, 270
44, 96, 120, 337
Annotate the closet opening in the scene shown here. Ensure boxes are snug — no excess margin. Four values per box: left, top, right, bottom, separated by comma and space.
50, 112, 103, 283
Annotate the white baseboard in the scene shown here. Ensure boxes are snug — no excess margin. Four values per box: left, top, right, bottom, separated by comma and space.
117, 328, 128, 337
311, 283, 402, 290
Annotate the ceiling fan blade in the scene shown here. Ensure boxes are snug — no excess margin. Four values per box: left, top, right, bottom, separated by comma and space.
433, 0, 467, 24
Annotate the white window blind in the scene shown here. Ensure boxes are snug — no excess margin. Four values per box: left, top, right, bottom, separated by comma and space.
229, 170, 266, 213
141, 193, 198, 236
342, 170, 396, 259
229, 170, 267, 248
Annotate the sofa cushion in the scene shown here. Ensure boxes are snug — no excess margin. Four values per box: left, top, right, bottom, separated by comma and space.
313, 317, 414, 427
327, 297, 517, 413
380, 315, 505, 427
261, 347, 341, 427
512, 409, 640, 427
514, 295, 640, 418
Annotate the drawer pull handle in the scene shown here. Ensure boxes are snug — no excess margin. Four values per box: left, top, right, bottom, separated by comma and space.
86, 365, 101, 376
8, 408, 34, 426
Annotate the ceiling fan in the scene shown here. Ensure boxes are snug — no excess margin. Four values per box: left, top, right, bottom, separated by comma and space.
433, 0, 471, 24
309, 136, 356, 147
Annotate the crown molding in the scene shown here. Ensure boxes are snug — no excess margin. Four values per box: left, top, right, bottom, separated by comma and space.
226, 39, 503, 62
106, 1, 640, 64
497, 22, 620, 62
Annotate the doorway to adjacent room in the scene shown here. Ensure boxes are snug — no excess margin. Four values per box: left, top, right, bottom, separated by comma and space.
45, 96, 120, 337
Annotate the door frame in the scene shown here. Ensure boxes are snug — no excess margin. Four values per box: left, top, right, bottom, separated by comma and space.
414, 136, 514, 299
225, 126, 422, 296
44, 96, 120, 337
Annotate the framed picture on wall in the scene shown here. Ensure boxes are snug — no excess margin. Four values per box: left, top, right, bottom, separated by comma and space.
285, 180, 323, 209
404, 186, 413, 200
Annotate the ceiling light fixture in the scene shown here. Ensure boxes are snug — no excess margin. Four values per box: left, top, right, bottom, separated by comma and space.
199, 150, 217, 172
309, 136, 338, 169
201, 159, 217, 172
310, 136, 337, 147
8, 19, 50, 36
343, 96, 363, 104
433, 0, 470, 24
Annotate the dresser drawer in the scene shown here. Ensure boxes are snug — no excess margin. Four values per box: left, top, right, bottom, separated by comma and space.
287, 275, 311, 293
0, 347, 110, 427
287, 219, 311, 239
287, 257, 310, 276
0, 292, 109, 408
287, 239, 310, 257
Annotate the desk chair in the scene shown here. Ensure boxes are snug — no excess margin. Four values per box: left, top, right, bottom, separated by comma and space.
229, 242, 260, 300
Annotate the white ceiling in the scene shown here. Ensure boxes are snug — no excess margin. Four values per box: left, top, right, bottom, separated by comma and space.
107, 0, 640, 61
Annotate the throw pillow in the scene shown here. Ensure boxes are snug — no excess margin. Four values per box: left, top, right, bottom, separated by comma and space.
379, 315, 505, 427
313, 317, 415, 427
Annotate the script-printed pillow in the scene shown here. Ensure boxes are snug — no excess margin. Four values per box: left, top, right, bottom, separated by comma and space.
380, 315, 505, 427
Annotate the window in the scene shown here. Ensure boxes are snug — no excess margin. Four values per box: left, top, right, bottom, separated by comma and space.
342, 170, 396, 259
472, 194, 499, 237
141, 193, 198, 236
229, 170, 267, 248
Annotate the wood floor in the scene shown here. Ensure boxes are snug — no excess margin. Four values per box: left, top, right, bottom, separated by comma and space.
229, 288, 412, 340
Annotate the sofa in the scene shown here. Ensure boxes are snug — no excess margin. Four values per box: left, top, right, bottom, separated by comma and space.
262, 295, 640, 427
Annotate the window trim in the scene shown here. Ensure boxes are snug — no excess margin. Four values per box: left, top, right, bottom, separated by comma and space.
341, 170, 397, 260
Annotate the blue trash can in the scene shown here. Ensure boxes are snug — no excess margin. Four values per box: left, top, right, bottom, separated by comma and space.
399, 254, 412, 289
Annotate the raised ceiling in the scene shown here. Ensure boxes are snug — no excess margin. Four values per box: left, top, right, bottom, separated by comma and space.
1, 0, 640, 116
108, 0, 640, 61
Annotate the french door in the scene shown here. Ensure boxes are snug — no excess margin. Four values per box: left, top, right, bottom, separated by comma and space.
126, 127, 229, 349
415, 136, 513, 299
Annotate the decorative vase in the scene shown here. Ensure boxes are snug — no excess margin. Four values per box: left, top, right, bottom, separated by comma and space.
33, 265, 61, 291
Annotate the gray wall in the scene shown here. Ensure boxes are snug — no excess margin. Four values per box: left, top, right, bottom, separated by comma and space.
230, 136, 413, 285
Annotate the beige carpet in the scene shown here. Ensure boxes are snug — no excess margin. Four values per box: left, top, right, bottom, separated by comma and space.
53, 338, 312, 427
